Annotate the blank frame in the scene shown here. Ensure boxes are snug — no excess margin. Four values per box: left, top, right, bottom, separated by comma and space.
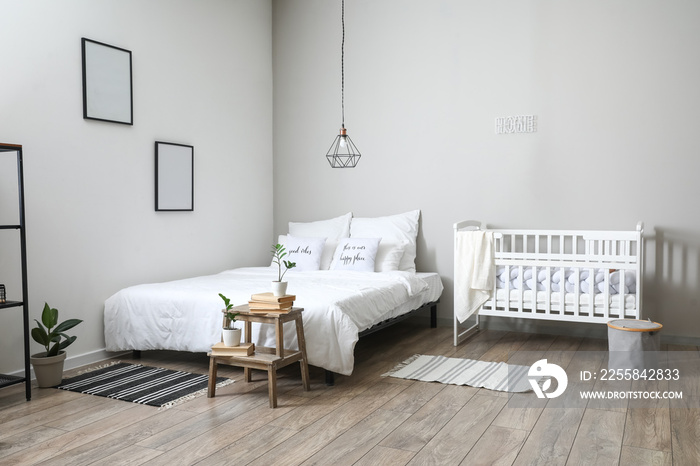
155, 142, 194, 212
82, 38, 133, 125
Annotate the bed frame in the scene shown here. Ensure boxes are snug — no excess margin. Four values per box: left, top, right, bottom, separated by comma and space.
454, 220, 644, 346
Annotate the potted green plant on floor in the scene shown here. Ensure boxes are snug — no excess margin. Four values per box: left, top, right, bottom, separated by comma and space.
30, 302, 83, 388
271, 243, 296, 296
219, 293, 241, 347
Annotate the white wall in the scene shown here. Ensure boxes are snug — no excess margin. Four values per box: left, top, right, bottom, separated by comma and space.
272, 0, 700, 341
0, 0, 273, 374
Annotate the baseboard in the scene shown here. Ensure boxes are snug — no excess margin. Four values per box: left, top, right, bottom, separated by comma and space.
63, 348, 131, 371
8, 348, 130, 380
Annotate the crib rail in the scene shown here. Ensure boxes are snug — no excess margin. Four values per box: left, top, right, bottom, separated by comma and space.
453, 220, 644, 345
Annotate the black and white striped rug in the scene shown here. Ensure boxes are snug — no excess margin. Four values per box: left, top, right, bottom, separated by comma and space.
384, 355, 534, 392
57, 362, 233, 408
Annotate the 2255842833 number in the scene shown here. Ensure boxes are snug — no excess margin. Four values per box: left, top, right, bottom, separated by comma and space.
598, 368, 680, 381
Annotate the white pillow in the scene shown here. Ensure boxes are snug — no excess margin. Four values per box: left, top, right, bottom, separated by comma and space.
350, 210, 420, 272
283, 236, 327, 271
288, 213, 352, 269
288, 212, 352, 240
330, 238, 381, 272
375, 241, 407, 272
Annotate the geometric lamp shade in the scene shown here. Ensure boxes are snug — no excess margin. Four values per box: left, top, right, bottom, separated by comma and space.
326, 127, 361, 168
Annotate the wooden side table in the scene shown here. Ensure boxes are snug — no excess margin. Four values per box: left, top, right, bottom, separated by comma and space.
207, 305, 310, 408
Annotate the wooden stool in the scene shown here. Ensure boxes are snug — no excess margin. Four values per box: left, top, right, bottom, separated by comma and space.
207, 306, 310, 408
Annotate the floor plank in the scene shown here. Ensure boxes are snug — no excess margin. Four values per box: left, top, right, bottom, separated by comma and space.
512, 407, 585, 466
247, 382, 409, 466
196, 425, 298, 466
354, 445, 415, 466
565, 408, 626, 465
670, 408, 700, 465
623, 406, 672, 452
460, 425, 528, 465
379, 384, 478, 452
407, 393, 508, 465
1, 403, 157, 464
619, 445, 672, 466
144, 393, 307, 466
302, 408, 412, 466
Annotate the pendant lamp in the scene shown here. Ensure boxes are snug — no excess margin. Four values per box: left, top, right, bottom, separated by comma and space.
326, 0, 361, 168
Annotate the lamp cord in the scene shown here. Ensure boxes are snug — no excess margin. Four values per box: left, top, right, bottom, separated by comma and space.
341, 0, 345, 128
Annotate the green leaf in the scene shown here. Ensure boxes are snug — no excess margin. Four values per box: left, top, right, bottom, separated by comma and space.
31, 326, 49, 346
219, 293, 233, 311
41, 303, 58, 329
53, 318, 83, 334
33, 318, 47, 333
47, 341, 61, 357
272, 244, 286, 257
58, 335, 77, 351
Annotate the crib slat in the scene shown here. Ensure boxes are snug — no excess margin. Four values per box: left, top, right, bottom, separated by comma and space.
603, 268, 610, 319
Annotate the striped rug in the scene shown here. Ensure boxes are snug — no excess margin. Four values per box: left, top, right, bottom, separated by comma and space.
57, 362, 233, 408
384, 355, 533, 392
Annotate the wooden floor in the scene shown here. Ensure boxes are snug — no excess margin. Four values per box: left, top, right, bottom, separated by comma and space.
1, 322, 698, 465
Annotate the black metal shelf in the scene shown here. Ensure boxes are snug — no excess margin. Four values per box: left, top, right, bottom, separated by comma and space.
0, 301, 24, 310
0, 143, 31, 401
0, 374, 26, 389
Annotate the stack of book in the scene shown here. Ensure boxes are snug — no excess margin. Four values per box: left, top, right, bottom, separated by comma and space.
248, 292, 295, 314
211, 341, 255, 356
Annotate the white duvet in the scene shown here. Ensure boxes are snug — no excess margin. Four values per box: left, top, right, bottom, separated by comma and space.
104, 267, 434, 375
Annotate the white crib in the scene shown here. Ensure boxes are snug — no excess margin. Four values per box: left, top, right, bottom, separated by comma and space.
454, 220, 644, 345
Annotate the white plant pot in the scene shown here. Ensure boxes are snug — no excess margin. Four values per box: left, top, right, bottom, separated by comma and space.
271, 281, 288, 297
30, 351, 67, 388
222, 328, 241, 347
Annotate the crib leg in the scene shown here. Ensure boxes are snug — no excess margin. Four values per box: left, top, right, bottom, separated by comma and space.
430, 304, 437, 328
325, 370, 335, 386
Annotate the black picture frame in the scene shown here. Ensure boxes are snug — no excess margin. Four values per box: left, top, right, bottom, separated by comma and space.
155, 141, 194, 212
81, 38, 133, 125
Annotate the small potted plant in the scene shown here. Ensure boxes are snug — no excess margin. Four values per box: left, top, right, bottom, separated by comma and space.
271, 243, 296, 296
219, 293, 241, 347
30, 303, 83, 388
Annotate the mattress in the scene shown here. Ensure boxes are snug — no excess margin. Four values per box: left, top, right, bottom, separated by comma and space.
104, 267, 443, 375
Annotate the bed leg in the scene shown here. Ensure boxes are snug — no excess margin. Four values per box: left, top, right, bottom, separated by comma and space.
132, 350, 141, 359
430, 304, 437, 328
325, 370, 335, 386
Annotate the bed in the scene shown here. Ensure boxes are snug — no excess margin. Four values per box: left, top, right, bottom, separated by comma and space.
104, 211, 443, 377
453, 220, 643, 345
